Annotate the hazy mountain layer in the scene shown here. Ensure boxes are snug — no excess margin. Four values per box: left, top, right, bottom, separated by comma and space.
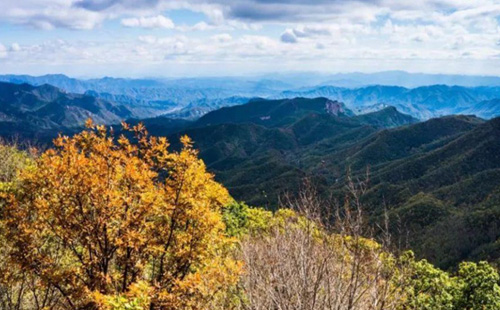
3, 73, 500, 121
277, 85, 500, 120
0, 82, 133, 139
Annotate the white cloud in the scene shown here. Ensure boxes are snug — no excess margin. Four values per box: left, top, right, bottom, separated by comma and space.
138, 35, 158, 44
2, 0, 500, 75
212, 33, 233, 42
10, 43, 21, 52
0, 0, 105, 30
0, 0, 498, 33
0, 44, 7, 58
121, 15, 174, 29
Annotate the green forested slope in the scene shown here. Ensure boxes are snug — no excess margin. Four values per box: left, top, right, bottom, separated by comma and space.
165, 101, 500, 268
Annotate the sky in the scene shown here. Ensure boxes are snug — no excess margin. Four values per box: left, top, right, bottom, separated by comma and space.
1, 0, 500, 78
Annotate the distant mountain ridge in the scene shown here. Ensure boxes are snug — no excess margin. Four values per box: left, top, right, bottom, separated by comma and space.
462, 98, 500, 119
277, 85, 500, 119
164, 96, 252, 120
0, 74, 289, 118
319, 71, 500, 88
3, 73, 500, 121
0, 82, 134, 138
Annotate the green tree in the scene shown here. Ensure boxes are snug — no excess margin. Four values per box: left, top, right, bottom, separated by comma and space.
455, 261, 500, 310
222, 201, 273, 237
398, 251, 457, 310
223, 201, 250, 237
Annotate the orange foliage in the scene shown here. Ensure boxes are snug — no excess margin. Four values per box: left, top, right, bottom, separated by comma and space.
1, 120, 240, 310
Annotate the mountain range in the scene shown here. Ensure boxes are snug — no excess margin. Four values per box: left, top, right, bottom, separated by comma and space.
316, 71, 500, 88
277, 85, 500, 120
0, 82, 135, 140
2, 73, 500, 121
0, 74, 286, 118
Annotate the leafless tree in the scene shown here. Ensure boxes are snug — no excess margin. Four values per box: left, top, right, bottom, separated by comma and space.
240, 176, 406, 310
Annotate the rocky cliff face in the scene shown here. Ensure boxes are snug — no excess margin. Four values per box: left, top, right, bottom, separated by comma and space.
325, 100, 346, 116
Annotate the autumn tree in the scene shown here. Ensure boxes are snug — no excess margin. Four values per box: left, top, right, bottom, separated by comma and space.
1, 121, 241, 310
0, 142, 52, 310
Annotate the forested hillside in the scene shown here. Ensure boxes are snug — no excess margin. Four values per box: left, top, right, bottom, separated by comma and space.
0, 82, 133, 140
1, 123, 500, 310
155, 98, 500, 268
0, 82, 133, 128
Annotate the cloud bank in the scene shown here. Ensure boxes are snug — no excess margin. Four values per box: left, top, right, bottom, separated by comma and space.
1, 0, 500, 76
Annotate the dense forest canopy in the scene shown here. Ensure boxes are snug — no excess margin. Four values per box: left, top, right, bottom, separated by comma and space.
1, 123, 500, 310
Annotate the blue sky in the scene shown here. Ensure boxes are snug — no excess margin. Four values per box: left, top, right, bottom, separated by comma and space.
1, 0, 500, 78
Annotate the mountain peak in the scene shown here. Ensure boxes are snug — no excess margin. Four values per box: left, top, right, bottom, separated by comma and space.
195, 97, 354, 127
353, 105, 419, 128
